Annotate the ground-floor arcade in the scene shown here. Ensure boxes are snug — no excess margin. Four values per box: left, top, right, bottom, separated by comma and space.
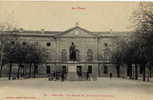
1, 62, 152, 81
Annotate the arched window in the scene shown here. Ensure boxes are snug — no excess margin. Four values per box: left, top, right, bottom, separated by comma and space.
61, 49, 67, 61
87, 49, 93, 61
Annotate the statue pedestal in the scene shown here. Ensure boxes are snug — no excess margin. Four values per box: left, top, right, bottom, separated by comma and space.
67, 61, 79, 81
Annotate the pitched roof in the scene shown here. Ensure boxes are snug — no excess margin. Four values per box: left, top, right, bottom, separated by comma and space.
54, 26, 98, 37
0, 26, 130, 37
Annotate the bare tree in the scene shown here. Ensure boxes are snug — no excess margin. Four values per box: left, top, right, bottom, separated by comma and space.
132, 2, 153, 81
112, 37, 142, 80
3, 40, 49, 80
111, 38, 129, 78
0, 23, 17, 77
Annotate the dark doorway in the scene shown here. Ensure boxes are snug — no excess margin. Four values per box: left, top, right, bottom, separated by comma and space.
34, 65, 38, 74
62, 66, 67, 81
88, 65, 92, 74
77, 66, 82, 77
87, 65, 92, 80
62, 66, 67, 73
46, 65, 51, 74
116, 65, 120, 77
140, 65, 143, 74
33, 64, 38, 78
104, 65, 108, 74
127, 64, 132, 79
46, 66, 50, 74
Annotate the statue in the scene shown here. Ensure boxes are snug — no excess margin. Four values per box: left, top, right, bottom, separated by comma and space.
69, 42, 76, 61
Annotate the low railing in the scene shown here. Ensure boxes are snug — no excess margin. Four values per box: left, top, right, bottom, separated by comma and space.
45, 59, 116, 64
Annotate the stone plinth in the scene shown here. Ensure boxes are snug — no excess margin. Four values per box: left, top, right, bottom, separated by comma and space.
67, 61, 79, 81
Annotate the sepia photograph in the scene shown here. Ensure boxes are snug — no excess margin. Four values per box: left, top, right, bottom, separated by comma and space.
0, 1, 153, 100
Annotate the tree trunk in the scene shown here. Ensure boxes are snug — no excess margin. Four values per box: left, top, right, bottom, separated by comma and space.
147, 67, 150, 82
17, 64, 21, 79
142, 64, 146, 81
0, 62, 4, 77
129, 64, 132, 79
29, 63, 32, 78
8, 63, 12, 80
0, 43, 4, 78
149, 66, 152, 78
22, 65, 25, 78
135, 64, 138, 80
33, 64, 37, 78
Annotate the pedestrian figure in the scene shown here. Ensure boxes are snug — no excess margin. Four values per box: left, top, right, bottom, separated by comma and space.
109, 73, 112, 79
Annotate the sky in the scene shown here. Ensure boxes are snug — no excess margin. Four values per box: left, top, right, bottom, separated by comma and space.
0, 1, 139, 32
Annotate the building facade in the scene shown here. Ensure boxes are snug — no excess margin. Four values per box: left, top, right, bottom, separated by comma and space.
1, 25, 132, 80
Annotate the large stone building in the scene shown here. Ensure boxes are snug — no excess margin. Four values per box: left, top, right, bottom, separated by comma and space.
1, 25, 131, 80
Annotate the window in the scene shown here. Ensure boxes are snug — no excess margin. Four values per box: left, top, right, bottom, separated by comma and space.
46, 42, 51, 47
62, 66, 67, 73
104, 65, 108, 74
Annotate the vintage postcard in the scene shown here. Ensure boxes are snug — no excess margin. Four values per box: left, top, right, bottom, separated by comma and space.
0, 1, 153, 100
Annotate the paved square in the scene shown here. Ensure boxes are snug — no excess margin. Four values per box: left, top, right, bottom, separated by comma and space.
0, 78, 153, 100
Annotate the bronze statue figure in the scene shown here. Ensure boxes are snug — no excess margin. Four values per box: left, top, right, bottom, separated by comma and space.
69, 42, 76, 61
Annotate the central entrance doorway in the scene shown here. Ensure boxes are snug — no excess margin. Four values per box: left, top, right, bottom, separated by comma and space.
77, 66, 82, 77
